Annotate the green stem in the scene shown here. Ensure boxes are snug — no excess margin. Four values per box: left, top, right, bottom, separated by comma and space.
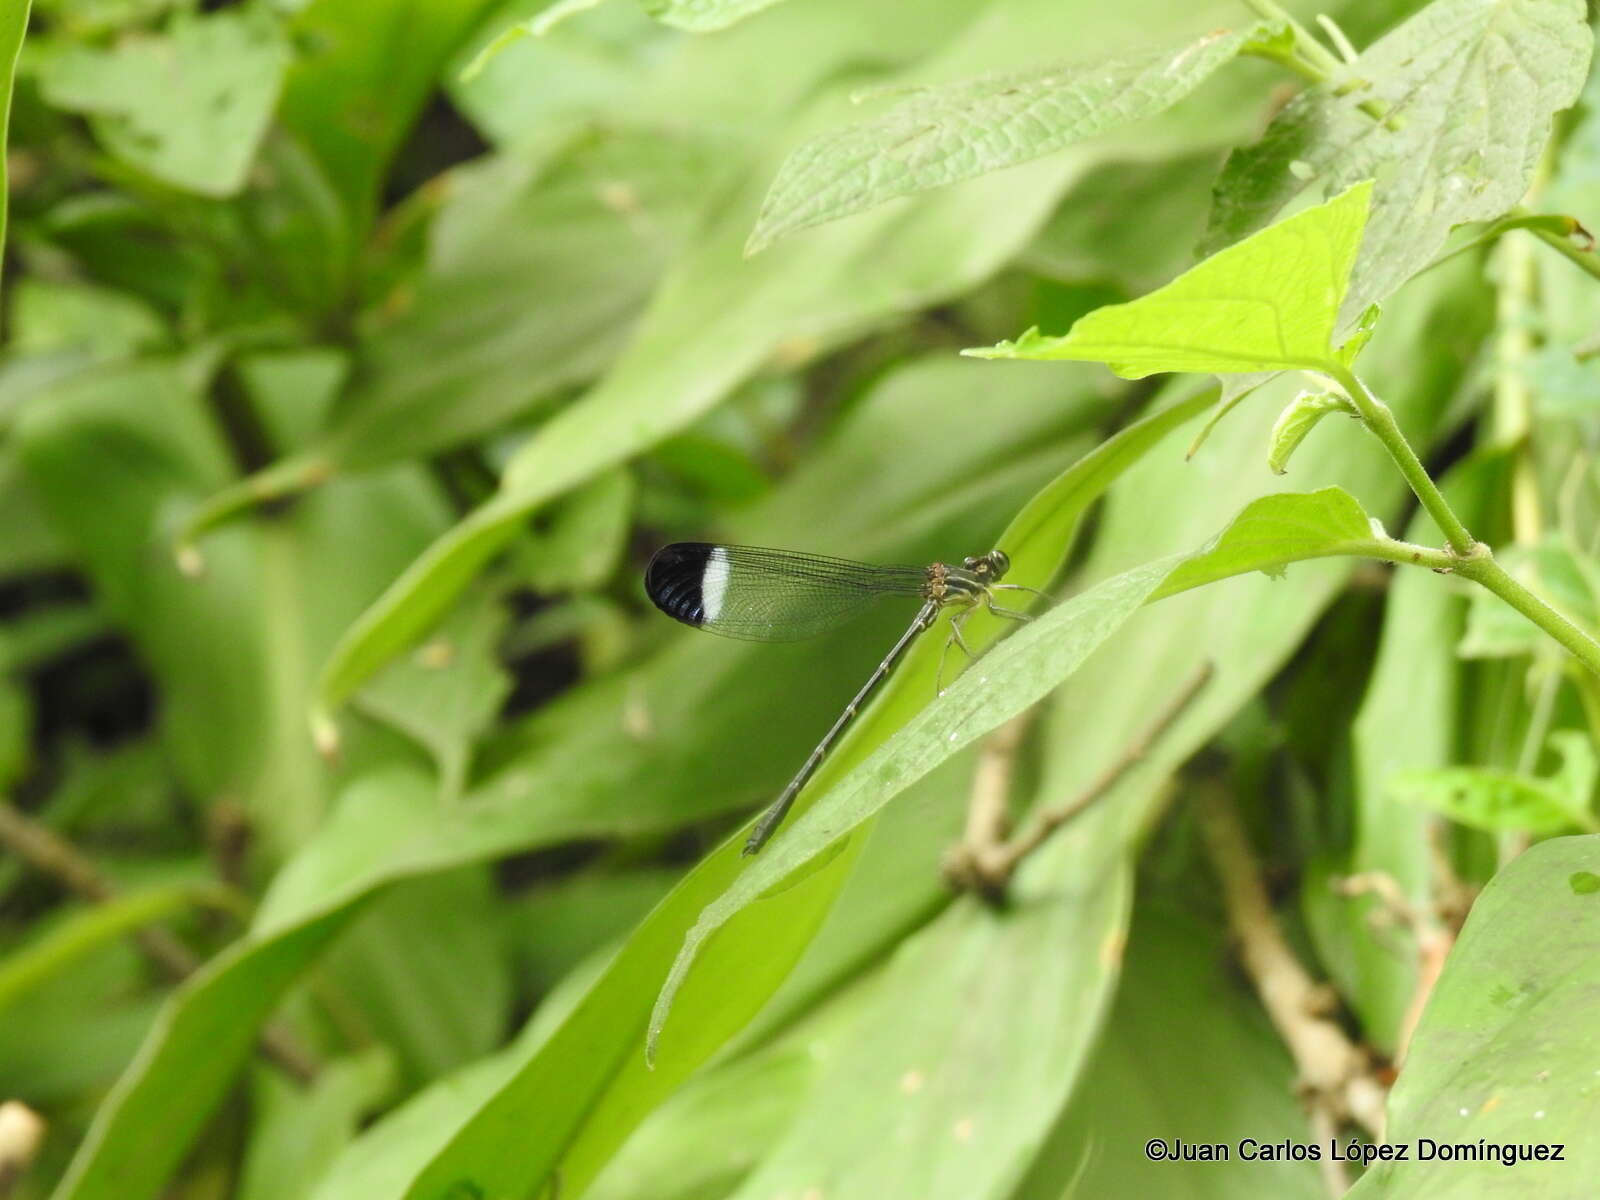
1240, 0, 1391, 125
1455, 555, 1600, 679
1325, 364, 1600, 676
1493, 230, 1542, 543
1527, 221, 1600, 284
1329, 365, 1477, 556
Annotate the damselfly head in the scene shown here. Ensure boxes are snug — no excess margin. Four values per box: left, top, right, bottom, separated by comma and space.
962, 549, 1010, 581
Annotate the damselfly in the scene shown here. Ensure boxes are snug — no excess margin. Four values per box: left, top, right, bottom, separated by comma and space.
645, 543, 1042, 854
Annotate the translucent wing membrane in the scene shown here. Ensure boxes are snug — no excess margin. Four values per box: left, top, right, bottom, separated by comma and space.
645, 543, 928, 642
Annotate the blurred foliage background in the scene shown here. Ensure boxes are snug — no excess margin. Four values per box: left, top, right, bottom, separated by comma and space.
1, 0, 1599, 1197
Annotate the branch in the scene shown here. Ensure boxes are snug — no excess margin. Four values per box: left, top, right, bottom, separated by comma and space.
1197, 785, 1388, 1138
945, 665, 1211, 897
0, 802, 319, 1085
1327, 366, 1600, 679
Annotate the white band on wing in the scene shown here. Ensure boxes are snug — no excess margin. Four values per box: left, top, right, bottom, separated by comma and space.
701, 545, 730, 622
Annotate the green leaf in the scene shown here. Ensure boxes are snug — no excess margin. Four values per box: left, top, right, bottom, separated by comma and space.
1204, 0, 1592, 327
1014, 906, 1321, 1200
238, 1050, 396, 1200
1266, 389, 1356, 475
0, 885, 225, 1017
0, 0, 31, 290
639, 0, 790, 33
1390, 731, 1599, 835
272, 0, 498, 300
34, 8, 291, 197
966, 180, 1373, 377
14, 358, 449, 849
355, 588, 511, 804
722, 856, 1130, 1200
747, 22, 1279, 253
7, 279, 168, 362
1347, 836, 1600, 1200
1151, 486, 1380, 598
647, 554, 1178, 1059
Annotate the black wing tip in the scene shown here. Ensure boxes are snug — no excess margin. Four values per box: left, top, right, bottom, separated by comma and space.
645, 542, 713, 627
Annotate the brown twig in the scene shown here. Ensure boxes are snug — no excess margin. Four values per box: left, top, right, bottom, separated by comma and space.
0, 802, 318, 1084
1197, 786, 1388, 1143
941, 712, 1033, 893
1333, 862, 1461, 1066
944, 665, 1213, 897
1306, 1106, 1351, 1197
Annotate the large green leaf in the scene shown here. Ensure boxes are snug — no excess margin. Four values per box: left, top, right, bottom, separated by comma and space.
34, 7, 290, 196
748, 22, 1280, 253
1014, 905, 1321, 1200
1347, 836, 1600, 1199
967, 180, 1373, 377
1205, 0, 1591, 328
723, 845, 1130, 1200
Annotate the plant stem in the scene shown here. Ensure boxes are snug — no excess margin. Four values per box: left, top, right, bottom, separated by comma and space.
1196, 783, 1387, 1140
0, 801, 319, 1084
1324, 367, 1600, 679
1239, 0, 1391, 125
1493, 206, 1543, 543
1528, 221, 1600, 284
1329, 366, 1477, 555
1455, 554, 1600, 679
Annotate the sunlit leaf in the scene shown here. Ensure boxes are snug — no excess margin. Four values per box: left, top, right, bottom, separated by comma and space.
1347, 836, 1600, 1199
1151, 487, 1380, 598
34, 8, 290, 196
748, 22, 1280, 253
1205, 0, 1591, 327
1266, 390, 1356, 475
1390, 731, 1599, 835
966, 181, 1373, 377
